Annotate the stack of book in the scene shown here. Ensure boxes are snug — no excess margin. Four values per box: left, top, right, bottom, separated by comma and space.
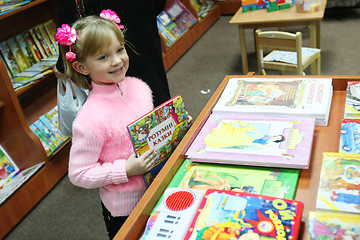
157, 0, 197, 47
0, 19, 58, 90
29, 106, 68, 156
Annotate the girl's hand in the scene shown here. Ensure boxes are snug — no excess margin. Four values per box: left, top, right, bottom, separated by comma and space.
125, 149, 157, 176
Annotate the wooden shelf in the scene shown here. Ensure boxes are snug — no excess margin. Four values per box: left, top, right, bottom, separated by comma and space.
162, 4, 221, 71
114, 75, 359, 240
215, 0, 242, 14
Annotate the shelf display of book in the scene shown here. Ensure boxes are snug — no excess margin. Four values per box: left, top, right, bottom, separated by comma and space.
185, 114, 315, 169
212, 77, 333, 126
127, 95, 190, 187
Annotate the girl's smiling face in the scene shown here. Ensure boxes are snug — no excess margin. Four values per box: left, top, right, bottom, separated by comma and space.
73, 33, 129, 85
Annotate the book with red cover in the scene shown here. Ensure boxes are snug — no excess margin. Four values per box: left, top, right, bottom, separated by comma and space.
186, 114, 315, 169
185, 189, 304, 240
127, 95, 190, 187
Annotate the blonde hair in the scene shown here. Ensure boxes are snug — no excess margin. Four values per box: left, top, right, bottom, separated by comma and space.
60, 15, 126, 89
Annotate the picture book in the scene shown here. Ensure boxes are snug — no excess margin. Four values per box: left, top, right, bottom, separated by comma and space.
339, 118, 360, 154
185, 189, 304, 240
39, 24, 58, 55
39, 115, 67, 146
29, 28, 48, 58
307, 211, 360, 240
140, 188, 204, 240
166, 0, 197, 31
0, 162, 44, 205
7, 36, 30, 71
0, 145, 19, 188
316, 152, 360, 214
0, 41, 20, 78
22, 30, 42, 62
127, 95, 190, 187
43, 19, 58, 50
29, 123, 54, 156
157, 20, 176, 47
15, 33, 37, 66
344, 81, 360, 119
167, 159, 300, 199
33, 119, 59, 150
212, 77, 333, 126
33, 25, 52, 57
185, 114, 315, 169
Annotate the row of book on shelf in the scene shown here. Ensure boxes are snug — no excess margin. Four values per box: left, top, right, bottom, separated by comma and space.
0, 19, 58, 90
0, 0, 33, 16
156, 0, 215, 48
0, 105, 67, 204
131, 77, 359, 239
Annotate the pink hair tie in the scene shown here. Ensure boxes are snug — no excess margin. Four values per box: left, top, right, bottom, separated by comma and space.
55, 24, 77, 62
100, 9, 124, 29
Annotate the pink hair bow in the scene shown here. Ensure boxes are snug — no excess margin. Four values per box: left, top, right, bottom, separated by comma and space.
100, 9, 124, 29
55, 24, 77, 62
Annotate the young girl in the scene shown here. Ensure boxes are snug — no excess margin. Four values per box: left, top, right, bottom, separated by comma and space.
56, 10, 158, 239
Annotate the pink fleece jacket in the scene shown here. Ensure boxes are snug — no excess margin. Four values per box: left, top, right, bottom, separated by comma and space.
68, 77, 153, 216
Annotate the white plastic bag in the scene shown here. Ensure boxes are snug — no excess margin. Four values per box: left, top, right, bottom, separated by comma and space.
57, 77, 88, 137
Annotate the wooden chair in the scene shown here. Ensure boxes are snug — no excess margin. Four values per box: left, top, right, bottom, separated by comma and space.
255, 29, 321, 75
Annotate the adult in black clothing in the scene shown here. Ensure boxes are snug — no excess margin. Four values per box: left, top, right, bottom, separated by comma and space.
56, 0, 171, 107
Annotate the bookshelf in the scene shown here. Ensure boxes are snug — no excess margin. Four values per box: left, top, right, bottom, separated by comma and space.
0, 0, 70, 238
114, 74, 360, 240
161, 0, 221, 71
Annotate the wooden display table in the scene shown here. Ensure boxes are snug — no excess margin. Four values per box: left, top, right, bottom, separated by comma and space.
115, 74, 359, 240
229, 0, 327, 74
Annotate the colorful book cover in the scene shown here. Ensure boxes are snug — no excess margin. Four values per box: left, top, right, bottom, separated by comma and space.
15, 33, 38, 66
29, 123, 54, 156
212, 77, 333, 126
127, 95, 190, 187
33, 119, 59, 150
339, 118, 360, 154
186, 114, 315, 169
316, 152, 360, 214
0, 145, 19, 188
166, 0, 197, 30
29, 28, 48, 58
39, 24, 58, 55
33, 25, 52, 57
167, 159, 300, 200
0, 41, 21, 78
185, 189, 304, 240
344, 81, 360, 118
42, 19, 59, 53
22, 30, 42, 62
7, 36, 30, 71
45, 106, 61, 130
39, 115, 67, 146
308, 211, 360, 240
0, 50, 14, 79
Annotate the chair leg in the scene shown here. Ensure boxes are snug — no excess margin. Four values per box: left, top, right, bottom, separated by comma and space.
317, 56, 321, 75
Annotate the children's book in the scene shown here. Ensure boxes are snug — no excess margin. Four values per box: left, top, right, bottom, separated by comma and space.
39, 115, 67, 146
33, 119, 58, 150
33, 25, 52, 57
212, 77, 333, 126
339, 118, 360, 154
140, 188, 204, 240
7, 36, 30, 71
22, 30, 42, 62
39, 24, 58, 55
186, 114, 315, 169
344, 81, 360, 119
0, 41, 21, 78
15, 33, 37, 66
307, 211, 360, 240
44, 106, 61, 130
167, 159, 300, 199
127, 95, 190, 187
166, 0, 197, 31
185, 189, 304, 240
29, 28, 48, 58
43, 19, 58, 50
316, 152, 360, 214
29, 123, 54, 156
0, 145, 19, 188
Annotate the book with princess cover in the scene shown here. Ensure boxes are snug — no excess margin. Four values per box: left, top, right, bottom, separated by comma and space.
307, 211, 360, 240
127, 95, 190, 187
212, 77, 333, 126
316, 152, 360, 214
185, 189, 303, 240
185, 114, 315, 169
167, 159, 300, 199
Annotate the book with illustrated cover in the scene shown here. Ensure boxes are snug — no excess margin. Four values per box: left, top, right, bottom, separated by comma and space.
15, 33, 37, 66
22, 30, 42, 62
39, 115, 68, 145
344, 81, 360, 119
29, 28, 48, 58
157, 11, 185, 40
33, 119, 59, 150
186, 114, 315, 169
33, 25, 52, 57
7, 36, 30, 71
185, 189, 303, 240
166, 0, 197, 31
167, 159, 300, 199
43, 19, 58, 50
316, 152, 360, 214
39, 24, 58, 55
212, 77, 333, 126
339, 118, 360, 154
307, 211, 360, 240
157, 19, 176, 47
0, 41, 21, 78
0, 51, 14, 79
127, 95, 190, 187
29, 123, 54, 156
0, 145, 19, 188
44, 106, 60, 129
0, 162, 44, 205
